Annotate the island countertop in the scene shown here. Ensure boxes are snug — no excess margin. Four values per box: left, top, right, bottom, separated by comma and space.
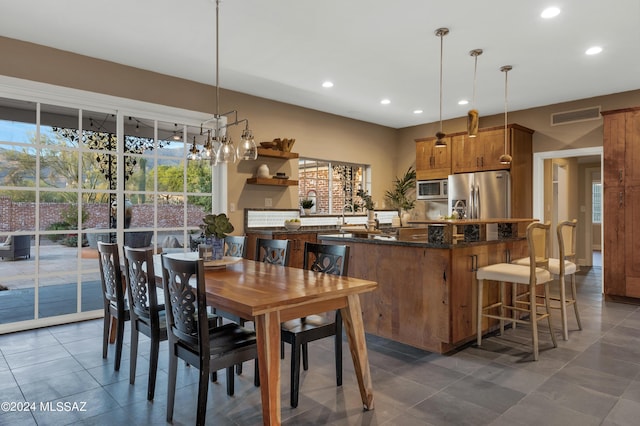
407, 217, 538, 225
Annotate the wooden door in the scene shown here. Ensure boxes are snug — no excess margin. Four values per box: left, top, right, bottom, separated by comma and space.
416, 138, 451, 180
625, 185, 640, 297
603, 111, 626, 186
603, 185, 626, 296
451, 135, 482, 173
625, 110, 640, 187
478, 129, 510, 171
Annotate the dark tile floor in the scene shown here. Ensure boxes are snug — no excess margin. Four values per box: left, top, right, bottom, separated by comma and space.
2, 265, 639, 425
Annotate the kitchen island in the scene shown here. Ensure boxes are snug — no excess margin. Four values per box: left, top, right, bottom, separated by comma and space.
319, 218, 536, 354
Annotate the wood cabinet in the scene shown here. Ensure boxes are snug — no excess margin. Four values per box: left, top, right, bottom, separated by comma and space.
451, 129, 510, 173
245, 231, 316, 269
415, 137, 451, 180
603, 107, 640, 300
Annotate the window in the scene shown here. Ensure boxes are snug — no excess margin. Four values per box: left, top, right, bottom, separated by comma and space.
298, 158, 369, 214
592, 182, 601, 223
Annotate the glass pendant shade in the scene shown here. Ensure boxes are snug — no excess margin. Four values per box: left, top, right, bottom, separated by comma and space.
237, 129, 257, 160
217, 137, 237, 164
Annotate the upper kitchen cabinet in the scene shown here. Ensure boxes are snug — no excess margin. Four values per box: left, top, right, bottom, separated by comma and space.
602, 107, 640, 300
415, 137, 451, 180
451, 125, 532, 174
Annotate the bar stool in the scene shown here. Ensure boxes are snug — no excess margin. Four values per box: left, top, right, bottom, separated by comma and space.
476, 221, 558, 361
513, 219, 582, 340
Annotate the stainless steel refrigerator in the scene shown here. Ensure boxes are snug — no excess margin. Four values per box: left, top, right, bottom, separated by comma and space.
448, 170, 511, 239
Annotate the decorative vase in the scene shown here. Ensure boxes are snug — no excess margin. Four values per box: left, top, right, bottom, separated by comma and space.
205, 236, 225, 260
256, 164, 270, 178
367, 210, 376, 230
303, 208, 312, 216
401, 210, 411, 227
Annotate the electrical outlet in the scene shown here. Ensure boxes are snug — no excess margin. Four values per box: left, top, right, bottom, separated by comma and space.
229, 202, 236, 212
265, 198, 272, 207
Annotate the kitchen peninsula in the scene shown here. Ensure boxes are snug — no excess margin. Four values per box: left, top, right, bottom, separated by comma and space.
319, 218, 537, 354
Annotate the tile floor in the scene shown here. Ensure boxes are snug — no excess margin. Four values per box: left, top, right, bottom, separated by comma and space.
2, 265, 640, 425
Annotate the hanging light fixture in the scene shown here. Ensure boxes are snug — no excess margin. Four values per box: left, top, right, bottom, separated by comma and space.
499, 65, 513, 165
188, 0, 256, 163
467, 49, 482, 138
434, 27, 449, 148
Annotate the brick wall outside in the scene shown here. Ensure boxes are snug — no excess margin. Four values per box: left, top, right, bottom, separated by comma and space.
0, 196, 206, 232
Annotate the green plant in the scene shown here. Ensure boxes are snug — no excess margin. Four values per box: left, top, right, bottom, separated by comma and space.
356, 189, 375, 211
300, 198, 314, 209
384, 166, 416, 212
201, 213, 234, 239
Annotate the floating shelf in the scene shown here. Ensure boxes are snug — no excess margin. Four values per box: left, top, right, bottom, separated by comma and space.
256, 148, 299, 159
246, 177, 298, 186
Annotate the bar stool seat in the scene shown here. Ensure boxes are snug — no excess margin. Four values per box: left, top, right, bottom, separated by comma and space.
476, 221, 558, 361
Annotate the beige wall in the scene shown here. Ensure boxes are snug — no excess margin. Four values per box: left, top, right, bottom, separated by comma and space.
2, 36, 639, 236
0, 36, 396, 233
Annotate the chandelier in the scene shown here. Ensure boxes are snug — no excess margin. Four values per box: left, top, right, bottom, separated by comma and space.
188, 0, 257, 164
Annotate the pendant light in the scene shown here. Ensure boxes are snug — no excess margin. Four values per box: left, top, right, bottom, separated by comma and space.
434, 27, 449, 148
467, 49, 483, 138
499, 65, 513, 165
187, 0, 256, 164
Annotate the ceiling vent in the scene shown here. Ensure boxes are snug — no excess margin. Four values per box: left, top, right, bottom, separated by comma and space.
550, 106, 601, 126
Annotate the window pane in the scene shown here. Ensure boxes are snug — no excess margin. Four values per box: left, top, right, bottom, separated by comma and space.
592, 183, 601, 223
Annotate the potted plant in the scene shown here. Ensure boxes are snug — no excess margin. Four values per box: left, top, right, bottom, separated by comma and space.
384, 166, 416, 225
200, 213, 234, 259
300, 198, 314, 215
356, 189, 376, 229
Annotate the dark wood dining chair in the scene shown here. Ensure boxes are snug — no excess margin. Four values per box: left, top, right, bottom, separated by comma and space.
161, 254, 259, 426
281, 242, 349, 408
224, 235, 247, 258
97, 241, 129, 371
122, 246, 167, 401
255, 237, 290, 266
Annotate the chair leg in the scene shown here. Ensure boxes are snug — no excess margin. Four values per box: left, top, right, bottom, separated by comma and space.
499, 281, 505, 335
530, 284, 539, 361
196, 367, 210, 426
476, 279, 483, 346
302, 342, 309, 371
290, 338, 302, 408
166, 353, 178, 423
102, 312, 110, 359
147, 337, 160, 401
512, 282, 518, 329
280, 340, 285, 359
235, 362, 243, 375
559, 274, 569, 341
129, 326, 139, 385
226, 366, 235, 396
210, 371, 217, 382
114, 317, 125, 371
570, 273, 582, 330
544, 281, 558, 349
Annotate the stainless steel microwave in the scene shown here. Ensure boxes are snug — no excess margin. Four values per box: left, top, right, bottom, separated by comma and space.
416, 179, 448, 200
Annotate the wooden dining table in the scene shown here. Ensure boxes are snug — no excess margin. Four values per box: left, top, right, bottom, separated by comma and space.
154, 255, 378, 425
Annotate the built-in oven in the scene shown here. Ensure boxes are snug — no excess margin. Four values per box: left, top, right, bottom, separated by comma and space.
416, 179, 448, 200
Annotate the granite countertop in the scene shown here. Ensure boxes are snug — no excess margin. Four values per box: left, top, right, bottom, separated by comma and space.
317, 232, 525, 249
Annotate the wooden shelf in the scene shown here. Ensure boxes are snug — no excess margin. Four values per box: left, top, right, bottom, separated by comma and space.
246, 177, 298, 186
256, 148, 299, 159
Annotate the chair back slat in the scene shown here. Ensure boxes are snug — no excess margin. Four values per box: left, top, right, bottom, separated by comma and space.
303, 242, 349, 276
526, 221, 551, 279
225, 235, 247, 257
557, 219, 578, 275
97, 242, 125, 308
256, 238, 290, 266
161, 255, 208, 353
123, 246, 161, 322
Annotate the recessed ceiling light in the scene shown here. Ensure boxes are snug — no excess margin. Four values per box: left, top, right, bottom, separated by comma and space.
541, 7, 561, 19
586, 46, 603, 55
322, 81, 334, 88
413, 109, 423, 114
380, 99, 391, 105
458, 99, 469, 105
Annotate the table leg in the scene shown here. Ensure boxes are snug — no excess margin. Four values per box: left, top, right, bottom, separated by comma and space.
341, 294, 375, 410
254, 311, 282, 426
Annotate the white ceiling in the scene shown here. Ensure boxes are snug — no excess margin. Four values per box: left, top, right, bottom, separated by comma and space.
1, 0, 639, 128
